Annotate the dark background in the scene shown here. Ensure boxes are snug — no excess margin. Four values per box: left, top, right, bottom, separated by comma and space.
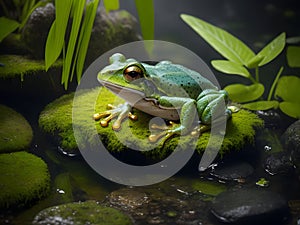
121, 0, 300, 88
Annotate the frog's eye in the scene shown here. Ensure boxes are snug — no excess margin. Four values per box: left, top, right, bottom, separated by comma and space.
123, 65, 144, 82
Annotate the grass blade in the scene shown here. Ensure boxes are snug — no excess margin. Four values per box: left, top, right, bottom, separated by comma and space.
103, 0, 119, 12
181, 14, 255, 65
75, 0, 100, 83
134, 0, 154, 40
19, 1, 49, 30
61, 0, 85, 89
45, 0, 73, 70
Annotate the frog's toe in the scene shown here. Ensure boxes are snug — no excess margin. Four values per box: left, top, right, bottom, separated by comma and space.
190, 124, 210, 137
149, 121, 180, 143
93, 103, 137, 131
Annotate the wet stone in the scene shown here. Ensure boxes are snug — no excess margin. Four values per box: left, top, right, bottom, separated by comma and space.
32, 200, 133, 225
263, 152, 294, 175
211, 188, 289, 224
256, 109, 282, 128
21, 3, 55, 58
209, 161, 254, 181
108, 188, 150, 209
282, 120, 300, 167
105, 185, 209, 225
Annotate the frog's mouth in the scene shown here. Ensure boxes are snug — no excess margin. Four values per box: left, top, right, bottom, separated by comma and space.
99, 80, 180, 121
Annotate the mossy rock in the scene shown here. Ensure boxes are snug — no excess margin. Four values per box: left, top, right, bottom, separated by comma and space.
0, 105, 33, 153
39, 87, 263, 157
32, 200, 133, 225
0, 54, 62, 79
0, 151, 51, 209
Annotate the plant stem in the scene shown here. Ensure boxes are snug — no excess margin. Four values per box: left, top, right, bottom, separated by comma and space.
249, 75, 257, 84
267, 66, 284, 101
255, 67, 259, 82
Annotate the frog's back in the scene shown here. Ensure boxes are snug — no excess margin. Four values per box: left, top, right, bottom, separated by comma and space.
143, 61, 217, 99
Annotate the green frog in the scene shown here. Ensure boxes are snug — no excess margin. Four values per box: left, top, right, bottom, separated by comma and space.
94, 53, 234, 142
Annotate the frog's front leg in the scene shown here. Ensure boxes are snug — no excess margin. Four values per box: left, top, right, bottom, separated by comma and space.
93, 103, 137, 130
149, 96, 199, 142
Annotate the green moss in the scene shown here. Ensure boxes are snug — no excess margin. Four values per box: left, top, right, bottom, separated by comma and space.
0, 54, 62, 79
0, 105, 33, 153
39, 87, 264, 157
192, 180, 227, 196
0, 151, 51, 209
32, 200, 133, 225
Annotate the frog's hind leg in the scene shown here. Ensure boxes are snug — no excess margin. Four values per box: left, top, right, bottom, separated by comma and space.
93, 103, 137, 131
149, 96, 198, 143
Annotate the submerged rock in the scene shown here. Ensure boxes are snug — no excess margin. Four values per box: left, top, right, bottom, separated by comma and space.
32, 200, 133, 225
0, 104, 33, 153
105, 184, 208, 225
263, 152, 294, 175
211, 188, 289, 224
209, 161, 254, 181
0, 151, 50, 209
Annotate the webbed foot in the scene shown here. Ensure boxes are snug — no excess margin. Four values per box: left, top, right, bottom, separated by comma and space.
149, 121, 210, 143
93, 103, 137, 130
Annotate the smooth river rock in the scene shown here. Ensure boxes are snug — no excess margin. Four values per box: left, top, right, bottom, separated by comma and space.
211, 188, 289, 224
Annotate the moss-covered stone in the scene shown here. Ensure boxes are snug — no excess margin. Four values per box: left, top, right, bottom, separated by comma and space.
0, 105, 33, 153
32, 200, 133, 225
39, 87, 264, 157
0, 151, 51, 209
0, 55, 62, 79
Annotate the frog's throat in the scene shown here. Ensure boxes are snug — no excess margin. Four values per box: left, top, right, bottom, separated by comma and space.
99, 80, 180, 121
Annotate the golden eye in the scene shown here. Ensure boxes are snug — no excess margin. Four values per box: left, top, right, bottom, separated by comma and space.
123, 65, 143, 82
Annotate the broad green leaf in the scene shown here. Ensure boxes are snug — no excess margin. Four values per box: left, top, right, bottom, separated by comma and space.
211, 60, 250, 78
45, 0, 73, 70
103, 0, 119, 12
181, 14, 255, 65
246, 55, 264, 69
255, 32, 286, 67
274, 76, 300, 103
75, 0, 100, 82
224, 83, 264, 103
242, 100, 279, 110
62, 0, 85, 89
0, 17, 20, 42
279, 102, 300, 119
287, 46, 300, 68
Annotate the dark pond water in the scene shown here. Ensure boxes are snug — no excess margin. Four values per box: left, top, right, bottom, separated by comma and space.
1, 0, 300, 224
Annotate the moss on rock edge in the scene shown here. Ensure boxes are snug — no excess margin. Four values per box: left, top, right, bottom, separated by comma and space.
32, 200, 133, 225
0, 55, 62, 79
0, 151, 51, 209
0, 105, 33, 153
39, 87, 264, 157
